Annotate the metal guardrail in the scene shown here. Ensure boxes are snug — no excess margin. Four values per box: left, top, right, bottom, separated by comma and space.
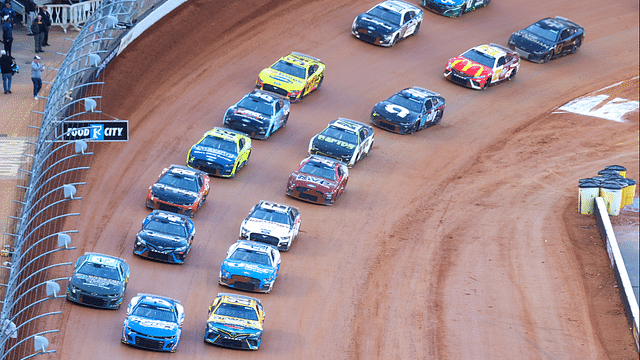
0, 0, 168, 357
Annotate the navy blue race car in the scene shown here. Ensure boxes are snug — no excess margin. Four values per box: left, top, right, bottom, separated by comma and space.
223, 90, 290, 140
308, 118, 374, 167
420, 0, 490, 18
219, 240, 281, 293
508, 16, 585, 63
133, 210, 195, 264
121, 293, 185, 352
66, 252, 130, 309
371, 87, 446, 134
351, 0, 423, 47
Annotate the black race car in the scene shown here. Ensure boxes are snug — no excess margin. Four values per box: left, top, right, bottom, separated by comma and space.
508, 16, 585, 63
66, 252, 130, 309
146, 165, 210, 217
134, 210, 196, 264
308, 118, 374, 167
371, 87, 446, 134
351, 0, 423, 47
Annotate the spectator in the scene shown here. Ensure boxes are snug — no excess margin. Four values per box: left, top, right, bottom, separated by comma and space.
25, 0, 37, 35
2, 15, 12, 58
31, 55, 44, 100
1, 49, 12, 94
39, 5, 51, 46
31, 14, 45, 53
0, 2, 14, 24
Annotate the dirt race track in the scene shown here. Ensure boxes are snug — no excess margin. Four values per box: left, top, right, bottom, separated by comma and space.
53, 0, 638, 359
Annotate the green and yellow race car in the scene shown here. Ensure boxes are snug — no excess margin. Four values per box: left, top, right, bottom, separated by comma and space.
186, 127, 251, 178
256, 52, 325, 103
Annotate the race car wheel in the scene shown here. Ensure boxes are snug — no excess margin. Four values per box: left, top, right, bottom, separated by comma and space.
413, 22, 421, 35
570, 38, 582, 54
508, 68, 517, 80
456, 5, 466, 18
433, 110, 443, 125
390, 35, 398, 47
482, 79, 491, 90
316, 75, 324, 90
543, 50, 553, 63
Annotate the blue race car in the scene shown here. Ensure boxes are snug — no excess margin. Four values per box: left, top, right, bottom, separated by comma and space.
66, 252, 130, 309
204, 293, 266, 350
223, 90, 290, 140
133, 210, 195, 264
121, 293, 185, 352
420, 0, 490, 18
219, 240, 281, 293
508, 16, 585, 63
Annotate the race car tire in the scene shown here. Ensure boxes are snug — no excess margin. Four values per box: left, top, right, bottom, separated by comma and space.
570, 38, 581, 54
508, 68, 517, 80
433, 109, 443, 125
414, 22, 421, 35
482, 79, 491, 90
543, 50, 553, 63
202, 194, 207, 203
390, 35, 398, 47
456, 5, 466, 18
317, 75, 324, 90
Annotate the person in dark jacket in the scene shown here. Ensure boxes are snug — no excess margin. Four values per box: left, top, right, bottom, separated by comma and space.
31, 14, 46, 53
2, 15, 12, 58
39, 6, 51, 46
0, 2, 15, 24
0, 49, 12, 93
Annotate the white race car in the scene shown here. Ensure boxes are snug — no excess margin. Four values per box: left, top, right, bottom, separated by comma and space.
239, 201, 301, 251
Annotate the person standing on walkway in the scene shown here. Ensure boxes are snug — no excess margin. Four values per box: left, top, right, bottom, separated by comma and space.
0, 49, 12, 94
39, 6, 51, 46
0, 2, 15, 24
31, 14, 45, 53
25, 0, 37, 35
1, 15, 12, 58
31, 55, 44, 100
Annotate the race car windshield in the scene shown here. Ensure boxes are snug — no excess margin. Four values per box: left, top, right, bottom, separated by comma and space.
133, 303, 177, 322
271, 60, 306, 79
77, 262, 121, 281
229, 248, 272, 266
321, 127, 358, 144
367, 6, 401, 25
526, 23, 559, 42
461, 49, 496, 68
252, 208, 291, 225
214, 303, 259, 321
237, 98, 274, 116
157, 173, 200, 193
299, 162, 337, 181
199, 136, 238, 154
145, 218, 187, 237
389, 95, 422, 112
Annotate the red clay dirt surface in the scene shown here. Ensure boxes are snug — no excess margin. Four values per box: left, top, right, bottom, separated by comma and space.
53, 0, 638, 359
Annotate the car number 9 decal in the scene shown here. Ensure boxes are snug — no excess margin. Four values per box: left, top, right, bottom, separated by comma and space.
385, 104, 410, 118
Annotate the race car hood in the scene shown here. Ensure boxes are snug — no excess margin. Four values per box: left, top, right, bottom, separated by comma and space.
137, 229, 188, 247
226, 107, 269, 127
355, 13, 397, 36
126, 316, 179, 337
151, 183, 197, 205
242, 218, 291, 238
510, 30, 554, 52
190, 145, 236, 166
259, 68, 304, 90
312, 135, 356, 157
448, 56, 493, 78
373, 101, 420, 124
290, 172, 337, 192
69, 274, 123, 295
222, 259, 275, 279
208, 315, 262, 332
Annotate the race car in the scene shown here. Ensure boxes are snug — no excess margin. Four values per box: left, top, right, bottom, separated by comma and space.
66, 252, 130, 309
186, 127, 252, 178
133, 210, 195, 264
420, 0, 490, 18
371, 86, 446, 134
351, 0, 423, 47
146, 164, 209, 217
286, 155, 349, 205
204, 293, 265, 350
223, 90, 291, 140
444, 43, 520, 90
508, 16, 585, 63
308, 118, 374, 167
239, 200, 301, 251
256, 52, 325, 102
219, 240, 281, 293
121, 293, 185, 352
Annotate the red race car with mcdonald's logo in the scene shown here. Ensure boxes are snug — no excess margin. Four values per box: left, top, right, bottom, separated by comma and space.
444, 43, 520, 90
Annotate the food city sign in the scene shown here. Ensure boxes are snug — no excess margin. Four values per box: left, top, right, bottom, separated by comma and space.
59, 121, 129, 142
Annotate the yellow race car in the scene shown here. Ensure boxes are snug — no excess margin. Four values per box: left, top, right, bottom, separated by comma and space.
186, 127, 251, 178
204, 293, 265, 350
256, 52, 325, 102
